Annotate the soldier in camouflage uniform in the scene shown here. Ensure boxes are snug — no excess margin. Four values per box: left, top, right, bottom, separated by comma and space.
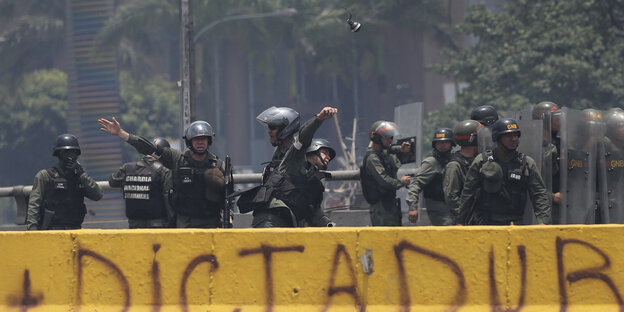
27, 134, 103, 230
249, 106, 338, 228
406, 128, 455, 225
443, 120, 480, 222
108, 137, 174, 228
99, 118, 226, 228
360, 121, 412, 226
458, 118, 551, 225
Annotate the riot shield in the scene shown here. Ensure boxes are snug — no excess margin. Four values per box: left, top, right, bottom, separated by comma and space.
600, 134, 624, 223
558, 108, 600, 224
476, 126, 494, 154
514, 105, 550, 224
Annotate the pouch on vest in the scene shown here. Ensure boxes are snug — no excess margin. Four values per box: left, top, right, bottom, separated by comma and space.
179, 167, 194, 184
234, 185, 273, 213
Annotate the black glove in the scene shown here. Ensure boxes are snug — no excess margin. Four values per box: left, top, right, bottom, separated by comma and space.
64, 157, 84, 176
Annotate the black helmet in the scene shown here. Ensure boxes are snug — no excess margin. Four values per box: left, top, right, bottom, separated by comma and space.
306, 138, 336, 161
532, 101, 559, 120
453, 120, 481, 147
369, 121, 399, 145
431, 128, 455, 148
491, 118, 521, 142
256, 106, 300, 141
52, 134, 81, 157
152, 137, 170, 149
470, 105, 499, 126
152, 137, 170, 157
183, 121, 215, 153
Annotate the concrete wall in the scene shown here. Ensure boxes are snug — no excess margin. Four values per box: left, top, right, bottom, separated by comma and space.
2, 226, 624, 311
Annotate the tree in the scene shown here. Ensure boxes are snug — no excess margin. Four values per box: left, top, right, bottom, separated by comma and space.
435, 0, 624, 115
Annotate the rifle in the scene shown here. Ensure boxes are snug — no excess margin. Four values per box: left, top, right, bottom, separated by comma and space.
222, 155, 234, 228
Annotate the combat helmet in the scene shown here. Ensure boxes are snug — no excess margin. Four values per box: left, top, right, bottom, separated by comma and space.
470, 105, 499, 126
532, 101, 559, 120
606, 111, 624, 141
306, 138, 336, 161
369, 121, 399, 146
453, 120, 481, 147
491, 118, 521, 142
152, 137, 171, 158
431, 128, 455, 148
256, 106, 300, 141
52, 134, 81, 157
183, 121, 215, 154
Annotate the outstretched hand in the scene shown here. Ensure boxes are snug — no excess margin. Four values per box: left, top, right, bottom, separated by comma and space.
316, 107, 338, 120
98, 117, 129, 141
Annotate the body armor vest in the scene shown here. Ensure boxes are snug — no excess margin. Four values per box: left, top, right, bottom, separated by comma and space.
173, 154, 224, 218
360, 150, 397, 204
43, 167, 86, 226
123, 162, 166, 219
261, 162, 325, 221
450, 151, 473, 177
482, 152, 528, 218
422, 153, 450, 202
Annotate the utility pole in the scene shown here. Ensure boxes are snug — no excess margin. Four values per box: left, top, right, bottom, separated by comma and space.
180, 0, 196, 135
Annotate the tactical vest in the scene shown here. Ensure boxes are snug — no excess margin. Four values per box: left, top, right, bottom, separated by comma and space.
122, 162, 166, 220
173, 154, 224, 218
422, 154, 450, 202
360, 150, 397, 204
42, 167, 87, 226
261, 162, 325, 221
482, 152, 528, 219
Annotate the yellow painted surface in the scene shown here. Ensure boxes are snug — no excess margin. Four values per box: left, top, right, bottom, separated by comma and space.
1, 226, 624, 311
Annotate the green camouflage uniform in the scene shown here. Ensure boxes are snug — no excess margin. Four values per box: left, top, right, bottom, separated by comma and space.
126, 134, 225, 228
108, 156, 174, 228
443, 152, 475, 221
27, 162, 103, 230
458, 151, 551, 225
406, 151, 454, 225
252, 116, 325, 228
362, 146, 405, 226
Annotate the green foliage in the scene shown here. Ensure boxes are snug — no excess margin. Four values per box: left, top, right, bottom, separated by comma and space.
118, 71, 179, 140
435, 0, 624, 114
0, 69, 68, 184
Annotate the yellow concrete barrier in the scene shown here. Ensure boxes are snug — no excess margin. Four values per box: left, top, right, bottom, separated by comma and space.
1, 226, 624, 311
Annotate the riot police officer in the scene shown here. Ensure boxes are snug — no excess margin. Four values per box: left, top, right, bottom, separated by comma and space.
26, 134, 103, 230
98, 117, 226, 228
532, 101, 561, 220
602, 111, 624, 222
249, 106, 338, 228
302, 138, 336, 227
108, 137, 174, 228
443, 120, 481, 221
360, 121, 411, 226
458, 118, 551, 225
406, 128, 455, 225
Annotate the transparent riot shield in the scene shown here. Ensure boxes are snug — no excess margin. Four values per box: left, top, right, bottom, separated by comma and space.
514, 105, 550, 224
558, 108, 599, 224
600, 133, 624, 223
476, 126, 494, 154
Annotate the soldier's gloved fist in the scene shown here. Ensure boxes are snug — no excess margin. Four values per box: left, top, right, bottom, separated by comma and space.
64, 157, 84, 176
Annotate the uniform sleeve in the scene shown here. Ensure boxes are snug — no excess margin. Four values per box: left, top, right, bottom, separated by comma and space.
406, 158, 437, 211
526, 157, 552, 224
365, 153, 404, 191
298, 116, 324, 148
108, 165, 126, 188
457, 157, 483, 224
26, 170, 48, 230
127, 134, 180, 170
443, 162, 463, 215
79, 172, 104, 201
